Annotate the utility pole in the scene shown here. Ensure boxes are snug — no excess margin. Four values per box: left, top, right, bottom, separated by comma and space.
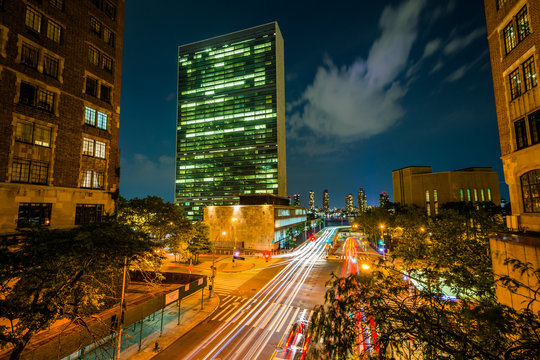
115, 256, 128, 360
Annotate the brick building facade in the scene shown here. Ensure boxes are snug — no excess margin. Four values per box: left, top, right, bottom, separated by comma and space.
484, 0, 540, 232
0, 0, 124, 233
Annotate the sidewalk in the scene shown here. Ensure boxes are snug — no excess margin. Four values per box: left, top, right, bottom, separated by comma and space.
121, 291, 220, 360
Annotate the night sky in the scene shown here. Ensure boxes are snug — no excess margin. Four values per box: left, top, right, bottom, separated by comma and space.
119, 0, 508, 208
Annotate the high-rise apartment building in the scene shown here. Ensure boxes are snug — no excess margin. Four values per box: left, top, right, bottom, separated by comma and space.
345, 193, 353, 214
379, 192, 390, 208
357, 187, 367, 213
0, 0, 124, 233
293, 193, 300, 206
308, 190, 315, 212
322, 189, 329, 212
175, 22, 286, 220
484, 1, 540, 232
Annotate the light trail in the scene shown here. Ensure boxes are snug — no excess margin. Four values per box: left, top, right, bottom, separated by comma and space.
183, 227, 339, 360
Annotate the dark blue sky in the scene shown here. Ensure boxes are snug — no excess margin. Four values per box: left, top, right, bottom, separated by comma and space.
119, 0, 508, 208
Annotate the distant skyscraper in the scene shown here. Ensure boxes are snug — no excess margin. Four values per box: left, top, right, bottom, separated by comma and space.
357, 188, 367, 213
308, 190, 315, 212
379, 192, 390, 208
293, 194, 300, 206
323, 189, 329, 212
346, 193, 354, 214
175, 22, 286, 220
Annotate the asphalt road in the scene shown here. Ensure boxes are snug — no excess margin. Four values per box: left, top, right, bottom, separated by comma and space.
152, 227, 342, 360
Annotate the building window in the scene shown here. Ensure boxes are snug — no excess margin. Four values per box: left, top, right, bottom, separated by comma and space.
467, 189, 471, 202
97, 111, 107, 129
103, 27, 114, 47
481, 189, 485, 202
474, 189, 478, 202
100, 84, 111, 103
15, 122, 51, 148
508, 68, 522, 100
25, 6, 42, 33
102, 54, 113, 73
521, 170, 540, 213
460, 189, 464, 202
425, 190, 430, 203
85, 107, 96, 126
503, 22, 517, 54
43, 54, 59, 79
90, 17, 102, 36
15, 122, 33, 143
516, 6, 530, 42
75, 204, 104, 225
426, 203, 431, 216
12, 159, 48, 184
488, 188, 492, 202
46, 20, 62, 43
514, 118, 528, 150
81, 170, 104, 189
529, 110, 540, 145
89, 46, 100, 65
82, 137, 106, 158
433, 189, 438, 202
85, 76, 98, 97
21, 43, 39, 69
523, 56, 537, 92
85, 106, 108, 130
95, 140, 106, 158
434, 202, 438, 215
17, 203, 52, 228
497, 0, 507, 10
104, 1, 116, 20
82, 137, 94, 156
49, 0, 63, 10
34, 125, 51, 146
19, 82, 55, 112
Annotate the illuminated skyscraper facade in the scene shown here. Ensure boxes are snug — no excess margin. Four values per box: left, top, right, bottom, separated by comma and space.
308, 190, 315, 212
345, 193, 353, 214
293, 194, 300, 206
357, 188, 367, 213
176, 23, 286, 219
322, 189, 329, 212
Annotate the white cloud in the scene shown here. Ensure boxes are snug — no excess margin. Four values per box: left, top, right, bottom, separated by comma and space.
444, 65, 468, 82
430, 60, 444, 74
423, 39, 442, 58
120, 154, 175, 200
443, 27, 486, 55
288, 0, 425, 153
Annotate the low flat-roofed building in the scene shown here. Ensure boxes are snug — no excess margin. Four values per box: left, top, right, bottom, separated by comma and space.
392, 166, 501, 215
204, 193, 307, 251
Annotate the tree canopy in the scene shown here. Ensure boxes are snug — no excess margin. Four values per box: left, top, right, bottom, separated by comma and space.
0, 222, 158, 360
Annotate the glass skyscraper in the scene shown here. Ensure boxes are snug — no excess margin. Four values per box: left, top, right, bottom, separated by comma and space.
176, 22, 287, 220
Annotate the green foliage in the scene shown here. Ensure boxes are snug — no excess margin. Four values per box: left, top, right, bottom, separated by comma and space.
188, 221, 212, 264
118, 196, 192, 260
0, 222, 158, 360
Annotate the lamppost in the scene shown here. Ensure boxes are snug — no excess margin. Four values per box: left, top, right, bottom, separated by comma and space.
231, 217, 238, 267
379, 224, 386, 260
210, 231, 226, 298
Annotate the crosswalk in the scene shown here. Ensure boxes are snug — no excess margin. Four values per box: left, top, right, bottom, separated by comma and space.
210, 294, 314, 335
212, 271, 255, 295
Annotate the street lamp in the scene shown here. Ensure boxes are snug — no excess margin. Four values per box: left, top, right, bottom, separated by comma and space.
210, 231, 226, 298
231, 217, 238, 267
379, 224, 386, 260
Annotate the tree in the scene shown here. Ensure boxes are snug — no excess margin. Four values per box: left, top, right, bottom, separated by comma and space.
118, 196, 192, 249
0, 222, 158, 360
187, 221, 212, 264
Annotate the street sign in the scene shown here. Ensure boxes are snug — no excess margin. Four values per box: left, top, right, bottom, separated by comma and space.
233, 256, 245, 260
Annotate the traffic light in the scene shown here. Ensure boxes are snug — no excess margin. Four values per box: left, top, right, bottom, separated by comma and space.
263, 251, 271, 262
310, 235, 315, 241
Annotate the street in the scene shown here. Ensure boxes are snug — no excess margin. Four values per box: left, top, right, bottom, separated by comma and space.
153, 227, 341, 360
